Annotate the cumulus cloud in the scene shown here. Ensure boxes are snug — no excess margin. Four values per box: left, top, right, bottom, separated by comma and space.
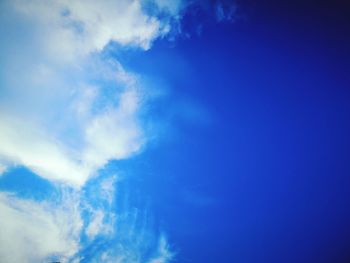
0, 0, 183, 261
11, 0, 170, 62
0, 191, 82, 263
0, 0, 185, 187
0, 112, 90, 186
0, 73, 144, 186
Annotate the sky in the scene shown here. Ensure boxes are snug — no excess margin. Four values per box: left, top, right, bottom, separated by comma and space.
0, 0, 350, 262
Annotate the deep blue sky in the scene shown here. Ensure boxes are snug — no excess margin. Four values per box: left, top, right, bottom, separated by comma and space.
116, 1, 350, 262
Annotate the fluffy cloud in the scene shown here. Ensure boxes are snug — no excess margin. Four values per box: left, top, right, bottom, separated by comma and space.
0, 0, 184, 187
0, 191, 82, 263
0, 0, 183, 262
11, 0, 171, 62
0, 72, 143, 186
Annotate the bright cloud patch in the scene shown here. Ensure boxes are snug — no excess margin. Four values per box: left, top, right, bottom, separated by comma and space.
0, 61, 144, 186
12, 0, 169, 61
0, 0, 183, 261
0, 191, 82, 263
0, 0, 181, 186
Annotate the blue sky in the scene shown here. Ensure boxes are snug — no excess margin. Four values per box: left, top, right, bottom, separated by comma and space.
1, 0, 350, 262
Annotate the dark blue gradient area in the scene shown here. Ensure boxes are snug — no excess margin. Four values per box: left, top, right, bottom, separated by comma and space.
121, 1, 350, 262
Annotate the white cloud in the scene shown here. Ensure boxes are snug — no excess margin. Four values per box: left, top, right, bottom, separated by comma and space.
83, 88, 144, 168
84, 176, 117, 239
79, 175, 174, 263
0, 0, 183, 186
86, 209, 108, 239
0, 163, 7, 175
148, 235, 174, 263
0, 81, 144, 187
11, 0, 170, 63
99, 175, 118, 204
0, 192, 82, 263
0, 0, 180, 261
0, 113, 90, 186
0, 174, 175, 263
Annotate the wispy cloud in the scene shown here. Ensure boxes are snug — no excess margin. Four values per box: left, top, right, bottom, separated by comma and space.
148, 235, 175, 263
0, 173, 172, 262
0, 0, 185, 261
